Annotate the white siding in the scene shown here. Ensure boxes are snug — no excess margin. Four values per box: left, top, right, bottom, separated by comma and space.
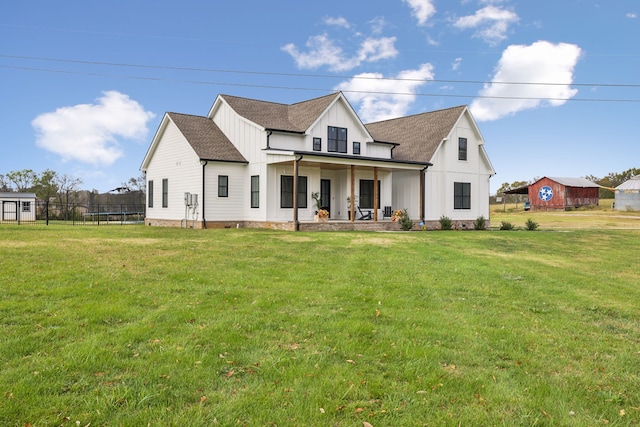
204, 162, 247, 221
424, 111, 492, 221
306, 98, 387, 158
392, 171, 421, 219
211, 102, 266, 164
145, 120, 200, 221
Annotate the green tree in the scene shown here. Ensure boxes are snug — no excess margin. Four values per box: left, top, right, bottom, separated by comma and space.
5, 169, 37, 192
32, 169, 59, 201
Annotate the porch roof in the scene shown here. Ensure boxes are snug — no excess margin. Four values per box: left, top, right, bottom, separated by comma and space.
264, 149, 431, 170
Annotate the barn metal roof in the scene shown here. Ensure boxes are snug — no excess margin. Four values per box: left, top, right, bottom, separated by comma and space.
503, 177, 600, 195
615, 175, 640, 191
545, 177, 600, 188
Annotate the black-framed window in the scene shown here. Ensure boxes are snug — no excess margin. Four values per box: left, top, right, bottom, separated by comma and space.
162, 178, 168, 208
353, 141, 361, 155
148, 180, 154, 208
218, 175, 228, 197
328, 126, 347, 153
313, 137, 322, 151
251, 175, 259, 208
454, 182, 471, 209
22, 202, 31, 212
458, 137, 467, 161
280, 175, 308, 208
359, 179, 380, 209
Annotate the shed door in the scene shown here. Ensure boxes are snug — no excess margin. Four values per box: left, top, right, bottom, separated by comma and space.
2, 201, 18, 221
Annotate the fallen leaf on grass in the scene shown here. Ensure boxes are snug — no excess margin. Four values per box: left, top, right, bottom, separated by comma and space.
363, 422, 374, 427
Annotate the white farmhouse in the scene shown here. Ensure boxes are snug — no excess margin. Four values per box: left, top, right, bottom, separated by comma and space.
141, 92, 495, 230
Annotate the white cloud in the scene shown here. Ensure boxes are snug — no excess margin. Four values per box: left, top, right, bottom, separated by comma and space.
452, 57, 463, 71
627, 12, 637, 18
282, 35, 398, 72
453, 5, 519, 45
32, 91, 155, 165
324, 16, 350, 28
368, 16, 387, 34
404, 0, 436, 25
335, 64, 435, 122
470, 41, 582, 121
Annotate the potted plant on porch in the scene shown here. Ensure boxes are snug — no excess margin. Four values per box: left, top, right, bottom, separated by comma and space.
312, 192, 329, 221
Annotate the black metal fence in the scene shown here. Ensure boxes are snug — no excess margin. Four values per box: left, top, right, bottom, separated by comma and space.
0, 200, 145, 226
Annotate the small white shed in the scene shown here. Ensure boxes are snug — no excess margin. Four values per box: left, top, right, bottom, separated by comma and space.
614, 175, 640, 211
0, 193, 37, 222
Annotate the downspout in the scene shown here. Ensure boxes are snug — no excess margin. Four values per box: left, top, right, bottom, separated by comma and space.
293, 155, 303, 231
266, 131, 273, 149
420, 164, 429, 223
201, 160, 208, 229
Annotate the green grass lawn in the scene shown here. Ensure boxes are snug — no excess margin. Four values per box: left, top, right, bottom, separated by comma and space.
1, 219, 639, 426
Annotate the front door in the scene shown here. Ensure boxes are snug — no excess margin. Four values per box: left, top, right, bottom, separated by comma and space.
320, 179, 331, 216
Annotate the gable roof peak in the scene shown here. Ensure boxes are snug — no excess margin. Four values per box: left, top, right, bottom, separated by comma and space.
218, 92, 341, 133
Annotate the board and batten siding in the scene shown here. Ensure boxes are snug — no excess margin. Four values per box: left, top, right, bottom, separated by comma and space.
145, 120, 201, 221
423, 112, 491, 222
211, 101, 266, 164
307, 99, 375, 157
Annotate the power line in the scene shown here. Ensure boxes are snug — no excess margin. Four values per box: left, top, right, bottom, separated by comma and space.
2, 53, 639, 88
3, 64, 639, 104
2, 62, 640, 104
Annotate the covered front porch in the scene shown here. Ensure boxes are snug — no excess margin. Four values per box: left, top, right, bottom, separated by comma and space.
266, 150, 431, 230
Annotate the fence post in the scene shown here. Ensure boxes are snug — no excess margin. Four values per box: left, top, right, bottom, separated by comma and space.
46, 200, 49, 226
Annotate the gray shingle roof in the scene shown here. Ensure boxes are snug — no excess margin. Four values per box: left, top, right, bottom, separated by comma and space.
221, 93, 339, 132
365, 106, 466, 163
167, 112, 247, 163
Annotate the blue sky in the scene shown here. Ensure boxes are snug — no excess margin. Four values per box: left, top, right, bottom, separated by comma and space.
1, 0, 638, 194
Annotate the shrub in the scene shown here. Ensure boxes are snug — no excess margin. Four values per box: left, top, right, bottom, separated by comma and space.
439, 215, 453, 230
525, 218, 539, 231
473, 215, 486, 230
500, 221, 514, 230
397, 209, 414, 231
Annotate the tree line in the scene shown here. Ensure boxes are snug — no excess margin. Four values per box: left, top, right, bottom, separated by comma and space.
495, 167, 640, 202
0, 169, 145, 208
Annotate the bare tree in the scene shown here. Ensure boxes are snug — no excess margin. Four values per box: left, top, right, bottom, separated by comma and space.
56, 174, 83, 220
0, 174, 11, 192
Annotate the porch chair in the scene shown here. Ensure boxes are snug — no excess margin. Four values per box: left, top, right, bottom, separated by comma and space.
357, 206, 372, 220
383, 206, 393, 219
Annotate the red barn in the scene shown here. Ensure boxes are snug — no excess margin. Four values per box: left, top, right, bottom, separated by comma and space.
527, 177, 600, 211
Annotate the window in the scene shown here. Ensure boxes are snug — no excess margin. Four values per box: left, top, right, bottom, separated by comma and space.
280, 175, 308, 208
313, 137, 322, 151
148, 180, 154, 208
251, 175, 259, 208
454, 182, 471, 209
22, 202, 31, 212
458, 137, 467, 161
353, 141, 361, 155
328, 126, 347, 153
359, 179, 381, 209
218, 175, 228, 197
162, 178, 168, 208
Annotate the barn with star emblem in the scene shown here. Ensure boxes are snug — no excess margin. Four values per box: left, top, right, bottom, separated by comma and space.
505, 177, 601, 211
